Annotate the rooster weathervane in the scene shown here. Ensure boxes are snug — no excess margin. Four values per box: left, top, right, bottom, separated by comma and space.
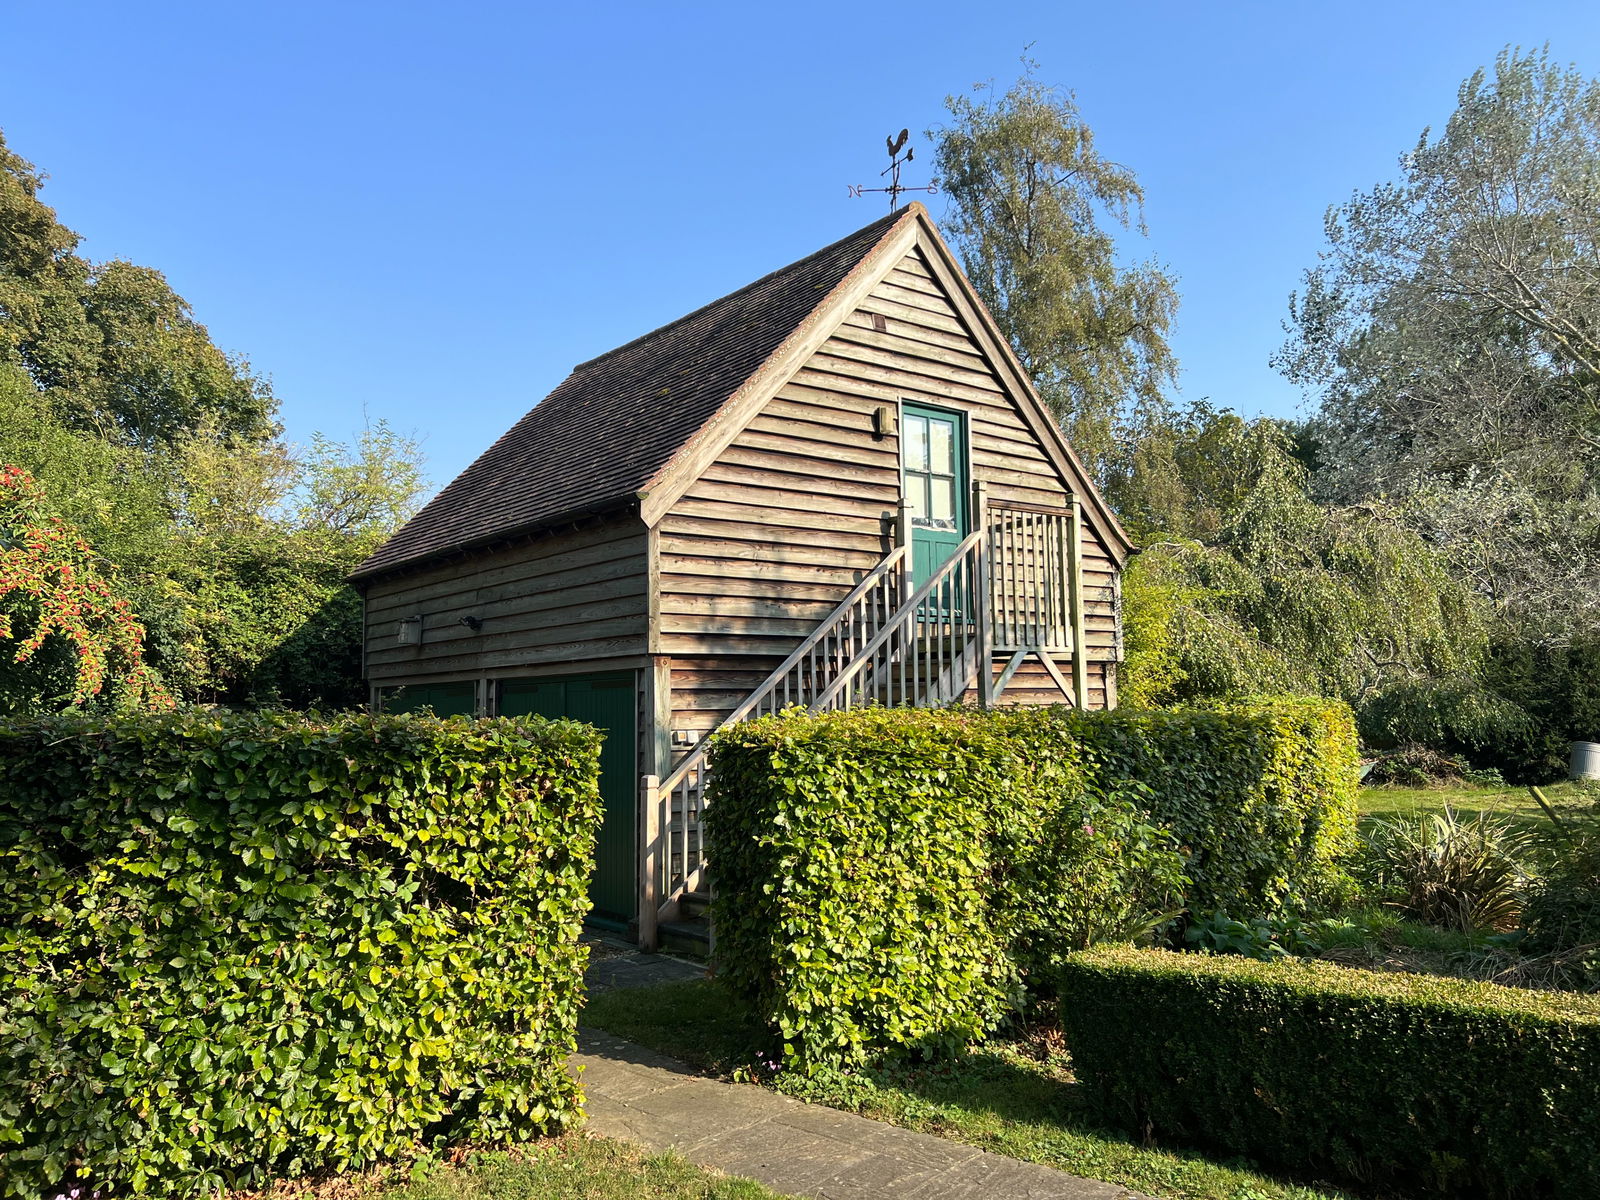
848, 129, 939, 211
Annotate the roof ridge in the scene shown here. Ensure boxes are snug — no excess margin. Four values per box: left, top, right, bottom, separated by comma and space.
567, 206, 912, 373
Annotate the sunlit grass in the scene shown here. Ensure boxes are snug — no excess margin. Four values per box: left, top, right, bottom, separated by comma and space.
386, 1138, 778, 1200
1357, 778, 1591, 828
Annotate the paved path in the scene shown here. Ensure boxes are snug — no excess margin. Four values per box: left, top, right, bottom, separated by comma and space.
582, 934, 707, 992
575, 1024, 1144, 1199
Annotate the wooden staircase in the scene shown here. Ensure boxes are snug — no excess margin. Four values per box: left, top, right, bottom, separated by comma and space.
637, 491, 1089, 952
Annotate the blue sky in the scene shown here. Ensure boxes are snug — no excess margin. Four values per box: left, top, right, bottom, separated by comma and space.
4, 1, 1599, 494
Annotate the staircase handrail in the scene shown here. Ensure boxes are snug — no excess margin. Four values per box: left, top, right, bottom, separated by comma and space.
655, 543, 910, 796
807, 526, 985, 713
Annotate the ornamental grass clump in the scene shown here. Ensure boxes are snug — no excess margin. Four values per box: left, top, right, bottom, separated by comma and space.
1362, 807, 1531, 931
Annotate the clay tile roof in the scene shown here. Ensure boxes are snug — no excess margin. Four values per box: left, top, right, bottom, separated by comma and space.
352, 207, 912, 581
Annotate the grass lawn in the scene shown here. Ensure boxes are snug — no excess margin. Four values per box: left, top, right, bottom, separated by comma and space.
239, 1135, 779, 1199
583, 980, 1355, 1200
1357, 778, 1592, 827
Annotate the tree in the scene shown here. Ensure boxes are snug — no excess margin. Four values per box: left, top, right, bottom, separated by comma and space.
0, 465, 170, 713
1119, 414, 1486, 713
0, 129, 274, 447
931, 62, 1179, 477
1278, 48, 1600, 638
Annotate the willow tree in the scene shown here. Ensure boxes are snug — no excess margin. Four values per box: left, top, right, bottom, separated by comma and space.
931, 64, 1178, 478
1120, 415, 1487, 714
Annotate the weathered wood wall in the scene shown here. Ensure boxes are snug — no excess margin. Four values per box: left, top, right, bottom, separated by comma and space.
658, 245, 1120, 736
362, 515, 650, 689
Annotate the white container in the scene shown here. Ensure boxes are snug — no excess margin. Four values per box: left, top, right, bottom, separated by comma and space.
1571, 741, 1600, 781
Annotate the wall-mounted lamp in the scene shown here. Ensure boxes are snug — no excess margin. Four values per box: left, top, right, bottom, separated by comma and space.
396, 615, 422, 647
872, 405, 893, 441
459, 615, 484, 632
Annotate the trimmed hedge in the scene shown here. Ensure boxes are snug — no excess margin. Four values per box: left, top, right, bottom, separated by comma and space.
1060, 947, 1600, 1198
706, 698, 1356, 1067
996, 696, 1359, 916
705, 709, 1017, 1069
0, 709, 603, 1197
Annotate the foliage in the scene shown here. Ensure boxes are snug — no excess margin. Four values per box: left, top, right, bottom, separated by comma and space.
0, 131, 274, 446
1116, 413, 1487, 718
996, 697, 1361, 918
0, 465, 169, 713
1357, 678, 1535, 766
0, 129, 428, 710
705, 699, 1357, 1068
931, 59, 1178, 477
1360, 808, 1532, 931
989, 777, 1189, 981
1279, 47, 1600, 639
1061, 946, 1600, 1198
1523, 816, 1600, 990
705, 708, 1018, 1070
1481, 631, 1600, 780
1183, 910, 1322, 960
0, 709, 602, 1197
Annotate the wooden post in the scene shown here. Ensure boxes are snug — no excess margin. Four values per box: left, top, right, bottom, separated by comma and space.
974, 482, 993, 708
1068, 497, 1089, 709
639, 773, 660, 952
896, 495, 915, 605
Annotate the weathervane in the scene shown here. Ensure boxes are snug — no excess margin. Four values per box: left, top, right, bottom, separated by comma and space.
848, 129, 939, 211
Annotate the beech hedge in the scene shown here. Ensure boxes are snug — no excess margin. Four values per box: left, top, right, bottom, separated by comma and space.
0, 709, 603, 1198
705, 698, 1357, 1068
1059, 947, 1600, 1198
996, 697, 1360, 916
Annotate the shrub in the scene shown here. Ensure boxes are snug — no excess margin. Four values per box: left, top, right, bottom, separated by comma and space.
0, 709, 602, 1198
1183, 909, 1321, 959
705, 709, 1017, 1070
1361, 808, 1531, 932
996, 696, 1360, 916
1523, 819, 1600, 991
706, 697, 1356, 1067
1484, 632, 1600, 782
1060, 946, 1600, 1198
1356, 677, 1535, 765
989, 777, 1188, 981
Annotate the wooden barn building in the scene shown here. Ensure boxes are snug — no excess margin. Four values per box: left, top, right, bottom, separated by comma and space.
352, 203, 1131, 948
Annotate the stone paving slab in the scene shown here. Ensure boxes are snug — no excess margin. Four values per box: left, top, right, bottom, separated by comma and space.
574, 1028, 1145, 1200
582, 936, 708, 993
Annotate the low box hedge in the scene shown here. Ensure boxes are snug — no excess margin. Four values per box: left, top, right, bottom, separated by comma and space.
705, 697, 1357, 1068
0, 708, 603, 1198
1059, 946, 1600, 1198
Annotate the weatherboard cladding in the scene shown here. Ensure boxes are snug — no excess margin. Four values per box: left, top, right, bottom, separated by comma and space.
352, 208, 908, 580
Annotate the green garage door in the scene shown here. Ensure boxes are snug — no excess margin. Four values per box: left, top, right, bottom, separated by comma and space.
380, 680, 477, 716
500, 672, 636, 925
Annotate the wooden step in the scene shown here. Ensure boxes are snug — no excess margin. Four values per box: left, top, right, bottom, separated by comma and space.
658, 916, 710, 960
679, 890, 712, 921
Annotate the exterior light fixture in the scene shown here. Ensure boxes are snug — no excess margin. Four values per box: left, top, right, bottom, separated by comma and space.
459, 615, 484, 632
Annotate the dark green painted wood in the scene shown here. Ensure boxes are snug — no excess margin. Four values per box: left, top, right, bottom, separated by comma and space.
379, 680, 477, 716
902, 403, 968, 590
500, 672, 637, 921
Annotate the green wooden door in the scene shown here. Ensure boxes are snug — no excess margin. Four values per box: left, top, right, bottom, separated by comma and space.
500, 672, 636, 924
380, 680, 477, 716
902, 404, 969, 591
